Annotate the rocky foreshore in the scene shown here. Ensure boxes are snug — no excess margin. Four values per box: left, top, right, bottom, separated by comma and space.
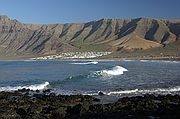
0, 89, 180, 119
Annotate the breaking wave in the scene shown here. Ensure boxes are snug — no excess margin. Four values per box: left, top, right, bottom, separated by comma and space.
0, 82, 49, 92
95, 66, 128, 76
65, 65, 128, 80
71, 61, 98, 65
82, 86, 180, 96
106, 86, 180, 96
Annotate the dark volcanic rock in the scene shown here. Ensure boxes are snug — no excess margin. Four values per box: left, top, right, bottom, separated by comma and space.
16, 108, 27, 118
98, 91, 104, 96
0, 90, 180, 119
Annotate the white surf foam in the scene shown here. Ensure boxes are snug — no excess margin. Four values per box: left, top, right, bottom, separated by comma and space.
106, 86, 180, 96
140, 60, 179, 63
71, 61, 98, 65
97, 66, 128, 76
140, 60, 149, 62
139, 86, 180, 94
107, 89, 138, 95
0, 82, 49, 92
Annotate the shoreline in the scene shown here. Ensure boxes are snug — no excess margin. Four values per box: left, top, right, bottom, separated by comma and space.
0, 56, 180, 62
1, 89, 180, 119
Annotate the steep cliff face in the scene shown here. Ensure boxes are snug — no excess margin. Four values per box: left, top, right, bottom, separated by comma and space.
0, 16, 179, 57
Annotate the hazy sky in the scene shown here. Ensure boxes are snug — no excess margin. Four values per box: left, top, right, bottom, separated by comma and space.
0, 0, 179, 24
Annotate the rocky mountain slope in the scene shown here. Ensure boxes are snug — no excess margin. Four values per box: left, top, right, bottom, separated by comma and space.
0, 15, 179, 57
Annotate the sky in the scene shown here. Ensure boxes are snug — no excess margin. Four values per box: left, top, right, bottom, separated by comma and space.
0, 0, 179, 24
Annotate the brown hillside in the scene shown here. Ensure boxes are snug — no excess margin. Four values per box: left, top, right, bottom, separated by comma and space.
0, 16, 179, 57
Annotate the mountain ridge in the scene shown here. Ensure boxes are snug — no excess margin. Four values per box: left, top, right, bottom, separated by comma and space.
0, 16, 179, 58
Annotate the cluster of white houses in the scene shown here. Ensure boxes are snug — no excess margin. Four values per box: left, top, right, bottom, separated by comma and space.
30, 52, 112, 60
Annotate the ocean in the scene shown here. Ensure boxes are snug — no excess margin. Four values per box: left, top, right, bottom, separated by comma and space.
0, 60, 180, 97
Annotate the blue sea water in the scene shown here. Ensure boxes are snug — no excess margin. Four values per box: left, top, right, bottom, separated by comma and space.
0, 60, 180, 97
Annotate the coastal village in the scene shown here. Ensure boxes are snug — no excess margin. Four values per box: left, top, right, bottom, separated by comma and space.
30, 52, 112, 60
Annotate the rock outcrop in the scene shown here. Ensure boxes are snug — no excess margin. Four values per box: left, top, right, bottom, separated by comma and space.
1, 90, 180, 119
